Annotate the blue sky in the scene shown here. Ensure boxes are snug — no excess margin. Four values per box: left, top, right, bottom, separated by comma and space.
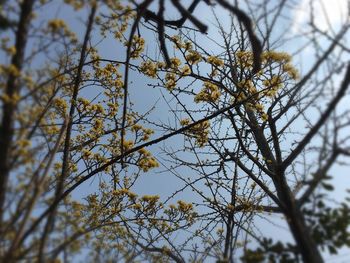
6, 0, 349, 261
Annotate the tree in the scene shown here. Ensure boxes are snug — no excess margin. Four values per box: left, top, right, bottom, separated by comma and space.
0, 0, 349, 262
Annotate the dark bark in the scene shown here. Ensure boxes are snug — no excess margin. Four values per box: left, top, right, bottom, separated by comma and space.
0, 0, 35, 232
274, 171, 324, 263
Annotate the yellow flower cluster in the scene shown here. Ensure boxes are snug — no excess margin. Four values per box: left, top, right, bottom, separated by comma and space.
194, 81, 221, 103
77, 97, 90, 108
186, 50, 202, 65
77, 99, 106, 117
180, 118, 190, 126
262, 51, 291, 63
53, 97, 68, 113
230, 51, 298, 125
64, 0, 85, 10
112, 188, 138, 201
170, 35, 182, 48
122, 140, 134, 151
236, 197, 256, 212
46, 18, 77, 42
127, 35, 145, 59
246, 101, 268, 121
157, 61, 166, 69
92, 153, 108, 165
177, 200, 193, 212
283, 63, 299, 80
137, 147, 159, 172
139, 60, 157, 78
244, 102, 268, 121
142, 128, 154, 141
180, 119, 210, 147
234, 79, 271, 122
170, 57, 181, 68
15, 139, 32, 158
1, 64, 20, 77
98, 4, 135, 39
235, 50, 253, 68
170, 35, 192, 50
82, 148, 93, 159
181, 65, 191, 75
1, 37, 16, 55
130, 123, 142, 132
254, 103, 264, 113
1, 92, 20, 105
17, 139, 31, 148
47, 19, 67, 32
262, 75, 283, 97
261, 112, 269, 122
48, 68, 66, 83
140, 195, 160, 206
165, 73, 176, 91
92, 119, 104, 133
94, 63, 122, 85
207, 56, 224, 67
131, 125, 153, 141
107, 102, 118, 115
2, 45, 16, 55
238, 79, 257, 95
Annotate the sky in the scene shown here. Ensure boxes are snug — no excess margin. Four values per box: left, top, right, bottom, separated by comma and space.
7, 0, 349, 261
99, 0, 350, 260
292, 0, 348, 34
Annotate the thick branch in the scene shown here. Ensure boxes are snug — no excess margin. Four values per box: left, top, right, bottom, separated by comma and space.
0, 0, 35, 232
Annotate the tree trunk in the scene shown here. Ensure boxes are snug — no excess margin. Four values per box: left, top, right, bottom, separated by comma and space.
276, 179, 324, 263
0, 0, 35, 231
287, 203, 323, 262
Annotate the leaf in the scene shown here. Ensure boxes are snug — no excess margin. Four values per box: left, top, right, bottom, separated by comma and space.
328, 245, 337, 254
322, 183, 334, 191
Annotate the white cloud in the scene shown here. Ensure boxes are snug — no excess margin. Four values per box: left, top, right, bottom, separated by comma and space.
292, 0, 349, 34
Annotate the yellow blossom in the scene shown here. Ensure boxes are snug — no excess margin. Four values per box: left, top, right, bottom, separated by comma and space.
171, 35, 182, 48
165, 73, 176, 91
263, 75, 282, 97
283, 63, 299, 80
186, 50, 202, 65
261, 113, 268, 122
127, 35, 145, 59
48, 19, 67, 32
82, 149, 92, 159
137, 146, 159, 172
207, 56, 224, 67
2, 64, 20, 77
157, 61, 166, 69
140, 195, 160, 204
122, 140, 134, 150
93, 119, 103, 132
180, 118, 190, 126
138, 156, 159, 172
177, 200, 193, 212
194, 82, 221, 103
170, 57, 181, 69
139, 60, 157, 78
1, 92, 21, 105
262, 51, 291, 63
236, 51, 253, 67
181, 65, 191, 75
5, 46, 16, 55
182, 120, 210, 147
17, 139, 31, 148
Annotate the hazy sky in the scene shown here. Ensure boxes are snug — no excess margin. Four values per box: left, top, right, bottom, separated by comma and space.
21, 0, 349, 261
